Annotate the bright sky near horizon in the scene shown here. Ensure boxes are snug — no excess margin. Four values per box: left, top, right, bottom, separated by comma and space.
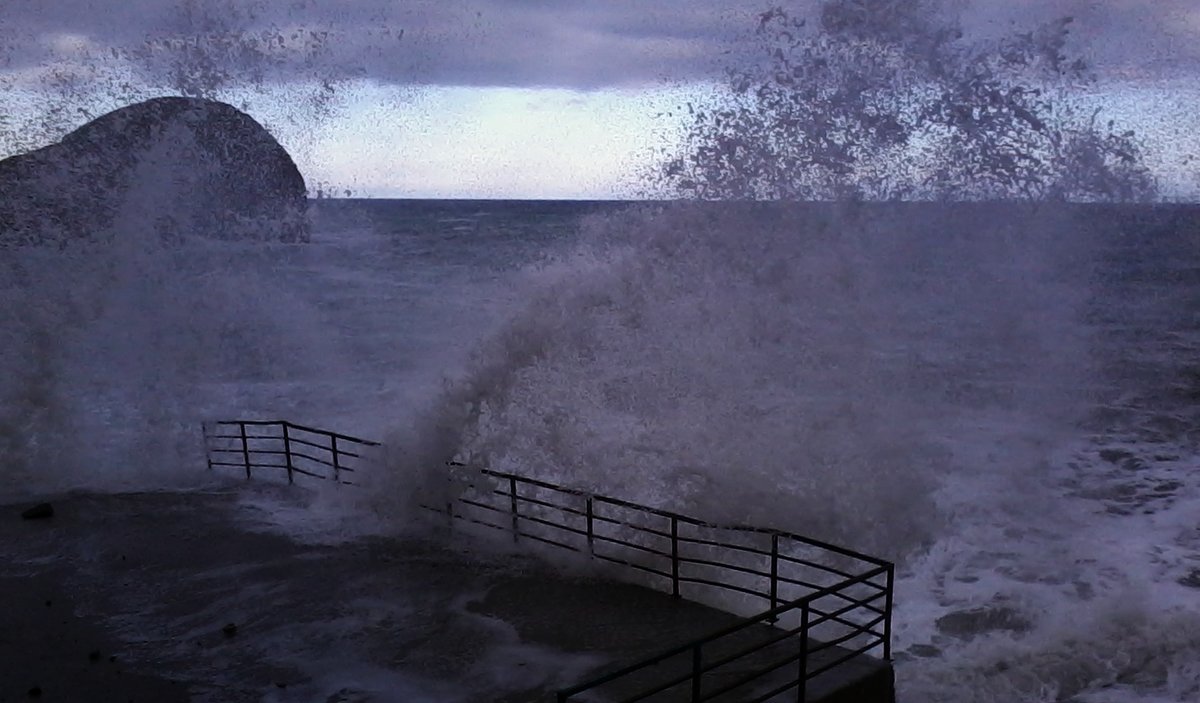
3, 0, 1200, 199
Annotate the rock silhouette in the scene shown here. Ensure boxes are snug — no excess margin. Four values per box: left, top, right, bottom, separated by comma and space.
0, 97, 308, 246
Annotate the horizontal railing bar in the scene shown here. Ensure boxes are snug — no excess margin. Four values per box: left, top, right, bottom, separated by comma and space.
283, 439, 365, 462
449, 512, 508, 533
520, 532, 584, 554
678, 555, 771, 581
802, 586, 888, 617
285, 422, 380, 446
285, 436, 334, 452
458, 498, 508, 515
815, 596, 886, 620
588, 511, 673, 539
807, 630, 884, 656
591, 553, 673, 581
288, 450, 337, 469
479, 467, 584, 495
774, 553, 862, 581
289, 465, 325, 479
806, 627, 883, 657
511, 512, 590, 540
675, 533, 773, 558
807, 590, 888, 630
511, 492, 588, 518
678, 575, 770, 601
772, 573, 829, 592
591, 532, 673, 560
207, 447, 282, 455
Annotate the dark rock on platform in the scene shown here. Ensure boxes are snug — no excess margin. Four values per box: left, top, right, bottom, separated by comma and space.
21, 503, 54, 520
935, 606, 1031, 639
0, 97, 309, 246
1098, 449, 1133, 464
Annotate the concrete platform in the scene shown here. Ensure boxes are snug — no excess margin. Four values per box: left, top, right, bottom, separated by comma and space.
1, 485, 891, 702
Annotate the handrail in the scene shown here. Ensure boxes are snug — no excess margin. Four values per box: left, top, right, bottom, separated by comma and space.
201, 419, 379, 485
200, 419, 894, 702
472, 467, 888, 567
554, 566, 891, 702
436, 464, 895, 701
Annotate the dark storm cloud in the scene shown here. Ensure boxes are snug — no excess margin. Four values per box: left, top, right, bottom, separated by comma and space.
1, 0, 1197, 90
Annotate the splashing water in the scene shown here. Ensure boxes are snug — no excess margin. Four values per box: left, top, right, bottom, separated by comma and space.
379, 3, 1200, 701
0, 124, 348, 496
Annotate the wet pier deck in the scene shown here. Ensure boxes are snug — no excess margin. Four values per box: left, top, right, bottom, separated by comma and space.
1, 485, 891, 702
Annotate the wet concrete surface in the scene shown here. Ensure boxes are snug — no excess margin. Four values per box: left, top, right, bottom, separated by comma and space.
1, 485, 890, 702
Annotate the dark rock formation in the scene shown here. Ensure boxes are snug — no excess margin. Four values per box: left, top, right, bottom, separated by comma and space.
20, 503, 54, 520
934, 606, 1031, 639
0, 97, 308, 245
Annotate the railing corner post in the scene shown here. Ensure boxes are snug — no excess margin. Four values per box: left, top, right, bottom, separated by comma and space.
585, 496, 595, 556
770, 533, 780, 623
884, 563, 895, 661
201, 422, 214, 472
798, 600, 810, 703
282, 422, 294, 485
509, 475, 520, 543
671, 516, 680, 598
331, 434, 341, 483
239, 421, 251, 480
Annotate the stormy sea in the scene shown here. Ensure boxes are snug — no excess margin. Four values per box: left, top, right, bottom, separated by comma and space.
2, 195, 1199, 701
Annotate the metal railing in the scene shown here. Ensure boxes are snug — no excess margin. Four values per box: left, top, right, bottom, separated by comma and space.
201, 419, 379, 485
199, 419, 894, 702
555, 569, 892, 702
432, 467, 893, 702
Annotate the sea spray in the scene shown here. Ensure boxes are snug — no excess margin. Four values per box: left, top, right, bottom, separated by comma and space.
386, 201, 1096, 560
0, 123, 344, 496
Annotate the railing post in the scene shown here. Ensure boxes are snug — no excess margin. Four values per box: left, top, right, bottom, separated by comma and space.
281, 422, 294, 485
330, 435, 341, 483
586, 497, 595, 555
770, 534, 780, 623
798, 601, 810, 703
201, 423, 214, 471
509, 475, 520, 543
884, 564, 895, 661
239, 421, 251, 479
691, 645, 702, 702
671, 516, 680, 598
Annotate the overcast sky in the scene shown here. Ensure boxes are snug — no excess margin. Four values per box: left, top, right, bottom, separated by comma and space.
3, 0, 1199, 198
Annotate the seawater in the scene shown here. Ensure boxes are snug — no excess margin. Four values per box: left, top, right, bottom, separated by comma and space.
2, 199, 1199, 702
